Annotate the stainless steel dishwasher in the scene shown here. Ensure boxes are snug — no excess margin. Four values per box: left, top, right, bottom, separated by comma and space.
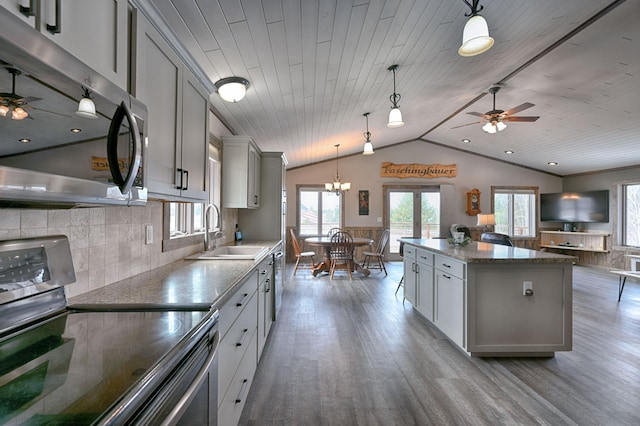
0, 236, 219, 425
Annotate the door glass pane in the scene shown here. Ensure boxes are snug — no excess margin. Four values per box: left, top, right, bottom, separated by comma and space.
494, 193, 509, 234
514, 193, 532, 236
321, 192, 340, 234
625, 184, 640, 246
389, 192, 414, 253
421, 192, 440, 239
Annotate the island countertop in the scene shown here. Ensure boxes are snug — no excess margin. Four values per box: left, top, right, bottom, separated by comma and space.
400, 238, 577, 264
68, 239, 281, 310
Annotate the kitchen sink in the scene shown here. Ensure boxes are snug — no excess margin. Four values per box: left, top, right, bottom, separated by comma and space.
186, 245, 269, 260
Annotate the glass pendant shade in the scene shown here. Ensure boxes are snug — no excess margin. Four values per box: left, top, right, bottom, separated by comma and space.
11, 106, 28, 120
495, 121, 507, 131
76, 96, 97, 119
482, 121, 497, 134
458, 15, 494, 57
0, 104, 8, 116
363, 141, 374, 155
215, 77, 250, 102
388, 107, 404, 128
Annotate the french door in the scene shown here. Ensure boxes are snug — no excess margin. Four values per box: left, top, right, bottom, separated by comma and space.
384, 185, 441, 260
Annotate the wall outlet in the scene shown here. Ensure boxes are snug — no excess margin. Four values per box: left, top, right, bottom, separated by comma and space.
523, 281, 533, 296
377, 217, 382, 223
145, 225, 153, 245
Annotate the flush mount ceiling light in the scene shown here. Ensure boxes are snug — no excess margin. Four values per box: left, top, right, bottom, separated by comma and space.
387, 65, 404, 128
214, 77, 250, 102
76, 86, 97, 119
458, 0, 494, 57
325, 144, 351, 195
362, 112, 374, 155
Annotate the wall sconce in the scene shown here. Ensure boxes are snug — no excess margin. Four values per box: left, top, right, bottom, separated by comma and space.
76, 86, 97, 119
458, 0, 494, 57
362, 112, 374, 155
214, 77, 250, 102
387, 65, 404, 128
477, 213, 496, 231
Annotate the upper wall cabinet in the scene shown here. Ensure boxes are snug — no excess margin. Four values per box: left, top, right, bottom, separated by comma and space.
222, 136, 261, 209
0, 0, 128, 89
131, 11, 209, 202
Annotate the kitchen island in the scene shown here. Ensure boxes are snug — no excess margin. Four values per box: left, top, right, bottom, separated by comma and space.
401, 238, 576, 357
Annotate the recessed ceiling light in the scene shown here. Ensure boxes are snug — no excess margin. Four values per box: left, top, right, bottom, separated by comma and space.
19, 138, 30, 143
462, 139, 471, 143
504, 150, 514, 154
548, 161, 558, 166
70, 128, 82, 133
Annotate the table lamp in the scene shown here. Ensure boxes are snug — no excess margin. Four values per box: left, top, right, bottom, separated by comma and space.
477, 213, 496, 231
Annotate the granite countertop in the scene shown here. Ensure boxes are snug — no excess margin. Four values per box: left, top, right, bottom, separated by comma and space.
401, 238, 577, 264
68, 239, 281, 311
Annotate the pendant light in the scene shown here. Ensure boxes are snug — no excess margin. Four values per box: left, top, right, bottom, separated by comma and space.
458, 0, 494, 57
325, 144, 351, 195
214, 77, 250, 102
76, 86, 98, 119
362, 112, 374, 155
387, 65, 404, 128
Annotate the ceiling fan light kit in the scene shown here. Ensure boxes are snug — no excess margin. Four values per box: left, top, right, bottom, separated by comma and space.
362, 112, 374, 155
0, 67, 30, 120
387, 64, 404, 128
214, 76, 250, 102
458, 0, 494, 57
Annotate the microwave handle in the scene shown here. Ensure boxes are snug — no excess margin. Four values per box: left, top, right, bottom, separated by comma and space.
107, 101, 142, 196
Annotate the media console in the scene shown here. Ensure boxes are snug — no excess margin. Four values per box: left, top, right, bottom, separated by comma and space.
540, 231, 610, 253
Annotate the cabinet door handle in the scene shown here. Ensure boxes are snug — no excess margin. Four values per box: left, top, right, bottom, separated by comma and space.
442, 273, 451, 280
265, 278, 271, 293
411, 263, 415, 273
236, 292, 249, 307
260, 269, 268, 275
236, 328, 249, 347
176, 168, 184, 189
19, 0, 36, 16
254, 194, 259, 205
183, 169, 189, 190
45, 0, 61, 34
442, 263, 451, 268
235, 379, 249, 404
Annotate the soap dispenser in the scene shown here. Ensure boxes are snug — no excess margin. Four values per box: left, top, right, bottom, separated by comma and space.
235, 224, 243, 241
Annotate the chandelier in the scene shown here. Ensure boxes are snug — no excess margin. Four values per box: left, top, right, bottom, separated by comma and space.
325, 144, 351, 195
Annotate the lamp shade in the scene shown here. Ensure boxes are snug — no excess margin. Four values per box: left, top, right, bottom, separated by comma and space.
76, 96, 97, 119
215, 77, 250, 102
496, 121, 507, 131
388, 107, 404, 128
477, 213, 496, 227
363, 141, 374, 155
12, 106, 28, 120
458, 15, 494, 57
0, 104, 8, 116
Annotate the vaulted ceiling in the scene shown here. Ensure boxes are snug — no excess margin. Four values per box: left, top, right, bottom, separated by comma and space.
137, 0, 638, 176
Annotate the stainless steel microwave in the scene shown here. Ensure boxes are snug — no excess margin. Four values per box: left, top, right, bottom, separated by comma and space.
0, 8, 147, 207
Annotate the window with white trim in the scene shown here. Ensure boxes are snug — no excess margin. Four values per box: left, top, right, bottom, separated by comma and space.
492, 186, 538, 238
297, 186, 342, 236
621, 182, 640, 247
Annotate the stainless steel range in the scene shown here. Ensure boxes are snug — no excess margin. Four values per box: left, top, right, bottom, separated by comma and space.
0, 236, 219, 425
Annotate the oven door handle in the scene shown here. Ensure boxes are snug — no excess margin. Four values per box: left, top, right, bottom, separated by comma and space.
160, 329, 220, 426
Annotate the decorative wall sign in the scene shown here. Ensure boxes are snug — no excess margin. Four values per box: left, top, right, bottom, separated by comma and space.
92, 156, 125, 171
380, 162, 457, 178
466, 188, 481, 216
359, 190, 369, 215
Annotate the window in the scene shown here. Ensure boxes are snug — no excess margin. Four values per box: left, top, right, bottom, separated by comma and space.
492, 186, 538, 238
297, 186, 342, 236
622, 183, 640, 247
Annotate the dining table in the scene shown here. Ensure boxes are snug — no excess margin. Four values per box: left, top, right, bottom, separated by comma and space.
305, 236, 374, 277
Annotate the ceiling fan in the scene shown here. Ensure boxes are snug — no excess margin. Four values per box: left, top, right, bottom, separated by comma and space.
0, 67, 42, 120
453, 86, 539, 133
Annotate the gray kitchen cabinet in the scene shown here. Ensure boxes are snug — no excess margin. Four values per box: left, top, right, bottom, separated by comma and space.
257, 256, 274, 360
434, 254, 466, 349
222, 136, 261, 209
402, 244, 418, 306
0, 0, 128, 89
416, 249, 434, 321
132, 13, 209, 201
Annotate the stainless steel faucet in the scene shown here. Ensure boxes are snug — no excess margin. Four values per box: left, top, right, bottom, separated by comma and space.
204, 204, 222, 251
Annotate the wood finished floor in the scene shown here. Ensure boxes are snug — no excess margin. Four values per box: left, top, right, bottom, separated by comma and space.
239, 263, 640, 426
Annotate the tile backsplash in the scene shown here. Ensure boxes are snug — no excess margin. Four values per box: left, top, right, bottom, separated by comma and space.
0, 201, 204, 298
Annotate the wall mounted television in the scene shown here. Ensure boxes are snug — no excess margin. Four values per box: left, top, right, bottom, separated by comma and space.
540, 190, 609, 223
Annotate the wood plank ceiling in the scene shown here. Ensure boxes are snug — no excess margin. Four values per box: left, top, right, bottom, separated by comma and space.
136, 0, 638, 176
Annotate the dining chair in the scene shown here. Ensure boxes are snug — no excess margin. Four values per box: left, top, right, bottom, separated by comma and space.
481, 232, 515, 247
362, 229, 390, 275
290, 229, 316, 275
329, 231, 355, 280
327, 227, 341, 238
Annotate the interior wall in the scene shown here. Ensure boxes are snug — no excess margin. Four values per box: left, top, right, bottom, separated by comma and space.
286, 139, 563, 230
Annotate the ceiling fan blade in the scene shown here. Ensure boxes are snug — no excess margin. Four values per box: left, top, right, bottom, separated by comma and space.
467, 111, 488, 118
503, 102, 535, 116
20, 96, 42, 104
503, 116, 539, 122
451, 120, 484, 129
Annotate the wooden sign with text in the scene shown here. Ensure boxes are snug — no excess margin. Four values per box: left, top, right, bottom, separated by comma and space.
380, 162, 457, 179
92, 156, 125, 171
